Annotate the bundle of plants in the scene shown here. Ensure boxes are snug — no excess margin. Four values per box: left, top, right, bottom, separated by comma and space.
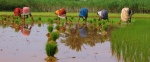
37, 17, 41, 27
45, 41, 58, 57
47, 25, 53, 33
51, 32, 59, 41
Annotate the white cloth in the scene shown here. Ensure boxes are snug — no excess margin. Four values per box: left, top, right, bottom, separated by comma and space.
58, 14, 66, 18
121, 7, 130, 22
98, 11, 102, 16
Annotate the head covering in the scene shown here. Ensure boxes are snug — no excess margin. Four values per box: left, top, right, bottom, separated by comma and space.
121, 7, 130, 22
56, 8, 66, 18
55, 10, 59, 15
79, 8, 88, 17
21, 28, 31, 36
23, 7, 30, 15
98, 9, 108, 19
14, 8, 23, 16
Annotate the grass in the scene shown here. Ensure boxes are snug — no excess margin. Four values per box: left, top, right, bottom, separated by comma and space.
111, 18, 150, 62
0, 12, 150, 18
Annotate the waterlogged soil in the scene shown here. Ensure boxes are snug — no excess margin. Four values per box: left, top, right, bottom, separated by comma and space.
0, 24, 119, 62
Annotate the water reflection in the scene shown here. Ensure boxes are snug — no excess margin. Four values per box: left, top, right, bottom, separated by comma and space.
0, 15, 35, 36
0, 15, 118, 62
60, 23, 109, 52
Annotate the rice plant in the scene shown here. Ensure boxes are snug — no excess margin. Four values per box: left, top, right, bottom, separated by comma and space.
111, 18, 150, 62
47, 25, 53, 33
51, 32, 59, 41
45, 41, 58, 57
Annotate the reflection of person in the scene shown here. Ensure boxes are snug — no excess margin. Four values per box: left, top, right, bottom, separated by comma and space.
77, 23, 88, 37
55, 8, 67, 22
97, 9, 109, 21
20, 7, 34, 36
78, 8, 88, 23
121, 7, 133, 23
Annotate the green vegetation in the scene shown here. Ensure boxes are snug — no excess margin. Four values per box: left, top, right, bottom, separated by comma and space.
111, 18, 150, 62
47, 25, 53, 33
0, 0, 150, 13
51, 32, 59, 41
45, 41, 58, 57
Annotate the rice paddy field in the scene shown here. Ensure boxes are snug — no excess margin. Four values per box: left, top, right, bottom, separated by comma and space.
0, 12, 150, 62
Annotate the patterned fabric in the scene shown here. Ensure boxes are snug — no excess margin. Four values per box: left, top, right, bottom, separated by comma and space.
98, 9, 108, 19
23, 7, 30, 15
14, 8, 22, 16
55, 8, 66, 18
58, 8, 66, 16
79, 8, 88, 17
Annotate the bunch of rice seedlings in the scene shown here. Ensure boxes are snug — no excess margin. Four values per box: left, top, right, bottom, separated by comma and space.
45, 41, 58, 57
102, 24, 108, 31
55, 25, 60, 31
48, 18, 53, 24
51, 32, 59, 41
47, 25, 53, 33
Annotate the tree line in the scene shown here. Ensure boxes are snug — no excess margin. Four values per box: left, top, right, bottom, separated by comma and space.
0, 0, 150, 13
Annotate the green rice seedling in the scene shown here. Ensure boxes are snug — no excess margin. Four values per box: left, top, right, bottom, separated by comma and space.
47, 25, 53, 33
111, 18, 150, 61
70, 16, 74, 20
102, 24, 108, 31
38, 17, 41, 21
55, 25, 60, 31
48, 18, 53, 24
51, 32, 59, 41
45, 41, 58, 57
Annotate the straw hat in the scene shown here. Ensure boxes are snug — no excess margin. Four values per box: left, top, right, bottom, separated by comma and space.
21, 28, 31, 36
23, 7, 30, 15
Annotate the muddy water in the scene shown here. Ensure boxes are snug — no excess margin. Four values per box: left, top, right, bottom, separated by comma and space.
0, 24, 119, 62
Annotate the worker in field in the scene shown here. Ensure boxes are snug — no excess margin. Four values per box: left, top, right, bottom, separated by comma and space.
97, 9, 109, 21
14, 7, 33, 19
77, 23, 88, 38
14, 8, 23, 18
78, 8, 88, 24
55, 8, 68, 23
19, 14, 34, 36
121, 7, 133, 23
17, 7, 34, 36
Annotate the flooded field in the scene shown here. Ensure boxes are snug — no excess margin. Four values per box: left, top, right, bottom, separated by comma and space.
0, 23, 120, 62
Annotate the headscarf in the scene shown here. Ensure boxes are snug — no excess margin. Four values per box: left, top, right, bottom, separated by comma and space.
23, 7, 30, 15
79, 8, 88, 17
14, 8, 23, 16
121, 7, 130, 22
